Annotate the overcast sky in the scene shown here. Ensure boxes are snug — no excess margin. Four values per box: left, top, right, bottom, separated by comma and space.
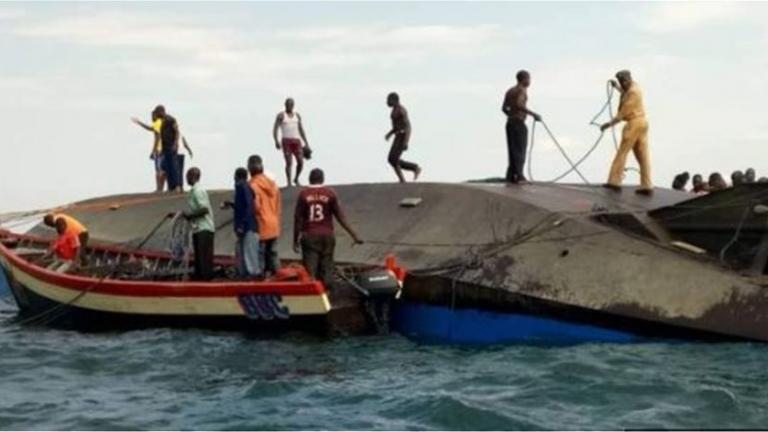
1, 1, 767, 213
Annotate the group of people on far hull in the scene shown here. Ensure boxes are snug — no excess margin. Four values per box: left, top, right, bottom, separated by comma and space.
672, 169, 768, 195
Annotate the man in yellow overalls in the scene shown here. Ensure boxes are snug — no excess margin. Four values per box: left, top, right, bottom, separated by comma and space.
601, 70, 652, 195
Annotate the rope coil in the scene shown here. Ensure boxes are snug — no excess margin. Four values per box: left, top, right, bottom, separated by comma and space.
527, 81, 640, 184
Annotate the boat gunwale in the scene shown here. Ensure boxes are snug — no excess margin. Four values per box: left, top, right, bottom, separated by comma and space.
0, 230, 326, 298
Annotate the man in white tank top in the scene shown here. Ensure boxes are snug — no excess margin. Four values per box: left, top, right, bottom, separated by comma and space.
273, 98, 311, 187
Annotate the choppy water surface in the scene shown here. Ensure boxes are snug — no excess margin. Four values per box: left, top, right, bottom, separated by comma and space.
2, 278, 768, 430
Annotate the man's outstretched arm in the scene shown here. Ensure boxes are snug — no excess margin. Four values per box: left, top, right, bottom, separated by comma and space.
131, 117, 153, 132
332, 201, 362, 244
182, 136, 193, 158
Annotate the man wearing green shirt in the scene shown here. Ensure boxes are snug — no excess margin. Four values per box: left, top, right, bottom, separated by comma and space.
183, 167, 215, 281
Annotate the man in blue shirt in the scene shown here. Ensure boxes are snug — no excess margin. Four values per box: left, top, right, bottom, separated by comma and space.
230, 167, 262, 278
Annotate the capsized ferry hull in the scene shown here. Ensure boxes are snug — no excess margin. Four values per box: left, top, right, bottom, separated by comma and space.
6, 181, 768, 343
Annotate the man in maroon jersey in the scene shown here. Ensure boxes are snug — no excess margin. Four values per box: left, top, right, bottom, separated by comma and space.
293, 168, 363, 290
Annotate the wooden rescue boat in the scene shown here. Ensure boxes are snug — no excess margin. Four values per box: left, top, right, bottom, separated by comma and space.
0, 230, 401, 333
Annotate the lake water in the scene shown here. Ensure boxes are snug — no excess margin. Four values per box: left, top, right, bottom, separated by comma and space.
2, 273, 768, 430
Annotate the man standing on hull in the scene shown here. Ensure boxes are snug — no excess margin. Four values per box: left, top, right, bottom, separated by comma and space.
248, 155, 282, 276
501, 70, 541, 184
273, 98, 311, 187
601, 70, 652, 195
293, 168, 363, 291
131, 110, 166, 192
153, 105, 183, 193
385, 92, 421, 183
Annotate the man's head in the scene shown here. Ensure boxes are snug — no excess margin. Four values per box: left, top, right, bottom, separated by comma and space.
745, 168, 756, 183
234, 167, 248, 183
152, 105, 166, 120
692, 174, 704, 187
247, 155, 263, 176
55, 218, 68, 235
43, 214, 56, 228
615, 70, 633, 91
284, 98, 295, 113
386, 92, 399, 108
309, 168, 325, 185
516, 70, 531, 87
186, 167, 201, 187
709, 172, 727, 190
672, 173, 689, 191
731, 170, 744, 186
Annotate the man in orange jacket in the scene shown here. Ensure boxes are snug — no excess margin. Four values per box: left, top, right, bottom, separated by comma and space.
44, 213, 89, 265
248, 155, 282, 276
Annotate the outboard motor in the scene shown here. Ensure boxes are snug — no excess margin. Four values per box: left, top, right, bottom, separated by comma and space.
356, 269, 402, 334
356, 269, 402, 298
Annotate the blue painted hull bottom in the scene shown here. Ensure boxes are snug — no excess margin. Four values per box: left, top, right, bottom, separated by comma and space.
392, 302, 641, 345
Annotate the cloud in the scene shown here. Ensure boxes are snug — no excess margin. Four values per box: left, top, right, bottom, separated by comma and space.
13, 12, 238, 53
640, 2, 745, 34
280, 23, 501, 49
0, 7, 25, 20
0, 76, 44, 92
10, 11, 504, 88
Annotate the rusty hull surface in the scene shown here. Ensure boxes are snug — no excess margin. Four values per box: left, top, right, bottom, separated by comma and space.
16, 181, 768, 341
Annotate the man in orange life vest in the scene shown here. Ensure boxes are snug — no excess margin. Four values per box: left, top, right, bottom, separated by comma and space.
43, 218, 81, 272
293, 168, 363, 290
44, 213, 88, 265
248, 155, 282, 276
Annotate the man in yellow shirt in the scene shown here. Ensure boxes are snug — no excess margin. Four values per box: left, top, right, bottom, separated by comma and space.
601, 70, 652, 195
132, 106, 194, 193
132, 111, 166, 193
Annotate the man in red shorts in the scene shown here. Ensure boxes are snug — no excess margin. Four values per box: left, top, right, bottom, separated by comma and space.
293, 168, 363, 291
273, 98, 311, 187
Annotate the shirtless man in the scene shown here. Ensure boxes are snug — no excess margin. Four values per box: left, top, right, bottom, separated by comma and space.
385, 92, 421, 183
501, 70, 542, 184
273, 98, 310, 187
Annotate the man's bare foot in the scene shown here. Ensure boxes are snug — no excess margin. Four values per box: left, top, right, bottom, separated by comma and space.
635, 188, 653, 196
414, 166, 422, 181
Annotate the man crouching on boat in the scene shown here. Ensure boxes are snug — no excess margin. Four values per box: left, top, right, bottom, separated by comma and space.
44, 213, 88, 266
183, 167, 215, 281
293, 168, 363, 291
42, 218, 81, 273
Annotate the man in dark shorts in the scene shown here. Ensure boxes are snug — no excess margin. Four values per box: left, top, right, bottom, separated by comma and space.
154, 105, 182, 193
176, 136, 194, 193
293, 168, 363, 291
501, 70, 542, 184
385, 92, 422, 183
273, 98, 311, 187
